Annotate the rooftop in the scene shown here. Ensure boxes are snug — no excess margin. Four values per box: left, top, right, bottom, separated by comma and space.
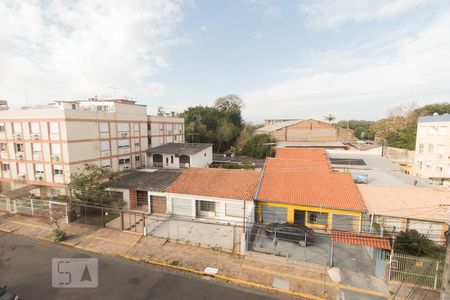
256, 120, 302, 133
148, 143, 213, 155
257, 168, 367, 211
419, 114, 450, 123
165, 168, 261, 201
358, 185, 450, 223
107, 169, 182, 192
276, 141, 346, 148
332, 230, 391, 250
275, 148, 328, 161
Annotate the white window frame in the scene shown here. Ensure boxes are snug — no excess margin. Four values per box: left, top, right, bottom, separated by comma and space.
118, 139, 130, 149
117, 123, 129, 132
51, 144, 62, 155
100, 140, 110, 151
99, 122, 109, 133
49, 122, 59, 134
30, 122, 40, 133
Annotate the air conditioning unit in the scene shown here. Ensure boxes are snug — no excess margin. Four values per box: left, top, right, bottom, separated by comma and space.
51, 155, 60, 161
32, 134, 40, 140
17, 154, 24, 160
121, 132, 129, 137
14, 134, 23, 140
18, 174, 26, 181
123, 165, 130, 170
35, 174, 44, 181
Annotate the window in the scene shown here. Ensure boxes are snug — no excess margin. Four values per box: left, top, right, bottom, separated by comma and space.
33, 143, 42, 153
1, 163, 10, 171
117, 123, 129, 132
118, 157, 130, 165
166, 136, 173, 143
428, 144, 434, 153
13, 122, 22, 133
134, 139, 140, 147
100, 141, 110, 151
51, 144, 61, 155
99, 122, 109, 133
0, 123, 5, 132
18, 163, 26, 174
199, 200, 215, 212
49, 122, 59, 134
439, 126, 448, 135
308, 212, 328, 225
133, 123, 140, 132
418, 161, 423, 169
171, 156, 174, 164
15, 143, 24, 152
35, 164, 44, 174
419, 144, 424, 153
30, 122, 40, 133
135, 155, 140, 162
436, 145, 445, 158
101, 159, 111, 168
436, 166, 443, 172
0, 143, 6, 152
54, 166, 63, 175
118, 139, 130, 149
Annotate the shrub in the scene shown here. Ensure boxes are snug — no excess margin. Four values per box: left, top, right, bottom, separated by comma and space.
51, 228, 66, 243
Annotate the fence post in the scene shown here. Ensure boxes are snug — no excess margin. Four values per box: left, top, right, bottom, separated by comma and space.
13, 199, 17, 213
330, 237, 334, 267
120, 211, 124, 230
142, 213, 145, 235
101, 207, 105, 227
30, 198, 34, 216
434, 261, 439, 290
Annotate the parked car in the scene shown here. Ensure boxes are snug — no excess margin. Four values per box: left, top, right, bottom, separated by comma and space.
265, 223, 315, 247
0, 286, 19, 300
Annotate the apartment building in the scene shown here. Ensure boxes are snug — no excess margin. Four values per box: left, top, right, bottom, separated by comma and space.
415, 113, 450, 185
147, 115, 184, 148
0, 99, 151, 193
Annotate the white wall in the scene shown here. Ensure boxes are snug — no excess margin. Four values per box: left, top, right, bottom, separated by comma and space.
165, 193, 254, 225
190, 146, 213, 167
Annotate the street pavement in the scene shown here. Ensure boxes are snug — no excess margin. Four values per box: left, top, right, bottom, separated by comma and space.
0, 232, 281, 300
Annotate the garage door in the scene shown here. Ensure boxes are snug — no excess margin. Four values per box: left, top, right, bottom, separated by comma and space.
151, 195, 167, 213
332, 214, 359, 232
261, 206, 287, 224
173, 197, 192, 217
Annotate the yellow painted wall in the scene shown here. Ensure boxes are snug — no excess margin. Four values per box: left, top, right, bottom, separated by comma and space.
257, 201, 363, 231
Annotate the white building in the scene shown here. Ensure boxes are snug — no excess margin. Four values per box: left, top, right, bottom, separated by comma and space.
164, 168, 260, 225
147, 143, 213, 168
415, 114, 450, 185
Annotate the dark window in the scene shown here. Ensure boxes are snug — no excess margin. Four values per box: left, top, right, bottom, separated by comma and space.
199, 201, 215, 212
308, 212, 328, 225
171, 156, 174, 163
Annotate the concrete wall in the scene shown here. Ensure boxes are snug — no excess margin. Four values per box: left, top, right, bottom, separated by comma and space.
190, 146, 213, 167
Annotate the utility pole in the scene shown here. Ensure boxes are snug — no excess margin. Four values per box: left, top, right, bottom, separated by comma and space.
441, 207, 450, 300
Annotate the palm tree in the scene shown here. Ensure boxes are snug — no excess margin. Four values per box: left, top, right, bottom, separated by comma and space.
324, 113, 336, 123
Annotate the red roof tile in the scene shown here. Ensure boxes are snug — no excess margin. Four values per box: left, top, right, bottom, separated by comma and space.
257, 169, 367, 211
165, 168, 260, 201
264, 157, 331, 173
275, 148, 328, 161
332, 230, 391, 250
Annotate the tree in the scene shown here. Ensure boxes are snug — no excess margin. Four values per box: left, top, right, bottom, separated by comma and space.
214, 94, 244, 111
324, 113, 336, 123
337, 120, 375, 140
181, 104, 244, 152
240, 134, 275, 159
395, 230, 438, 257
69, 164, 116, 204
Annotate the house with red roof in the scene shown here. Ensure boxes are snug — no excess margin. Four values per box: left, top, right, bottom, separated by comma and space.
255, 148, 367, 232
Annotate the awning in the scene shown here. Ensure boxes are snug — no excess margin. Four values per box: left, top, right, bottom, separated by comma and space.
332, 230, 391, 250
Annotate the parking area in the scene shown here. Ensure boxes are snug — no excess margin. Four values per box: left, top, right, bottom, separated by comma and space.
145, 216, 241, 253
248, 224, 376, 274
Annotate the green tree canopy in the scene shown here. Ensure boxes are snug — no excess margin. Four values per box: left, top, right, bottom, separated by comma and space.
394, 230, 440, 257
181, 99, 244, 152
240, 133, 275, 159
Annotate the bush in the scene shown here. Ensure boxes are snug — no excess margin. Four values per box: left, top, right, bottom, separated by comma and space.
51, 228, 66, 243
395, 230, 439, 257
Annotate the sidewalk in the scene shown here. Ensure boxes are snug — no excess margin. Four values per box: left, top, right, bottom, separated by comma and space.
0, 212, 392, 300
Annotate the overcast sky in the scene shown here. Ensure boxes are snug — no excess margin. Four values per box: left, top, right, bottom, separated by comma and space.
1, 0, 450, 123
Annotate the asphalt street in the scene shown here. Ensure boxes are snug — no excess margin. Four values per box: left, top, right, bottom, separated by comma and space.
0, 232, 282, 300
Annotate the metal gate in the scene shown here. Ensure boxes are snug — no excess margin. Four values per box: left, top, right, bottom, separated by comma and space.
389, 253, 444, 290
261, 206, 287, 224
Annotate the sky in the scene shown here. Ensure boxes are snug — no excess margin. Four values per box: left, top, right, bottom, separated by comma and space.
1, 0, 450, 123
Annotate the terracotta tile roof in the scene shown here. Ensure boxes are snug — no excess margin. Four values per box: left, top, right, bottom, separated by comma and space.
358, 185, 450, 223
165, 168, 261, 201
332, 230, 391, 250
257, 168, 367, 211
275, 148, 328, 161
264, 157, 331, 173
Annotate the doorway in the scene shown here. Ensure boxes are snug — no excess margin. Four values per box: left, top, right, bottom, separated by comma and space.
294, 210, 306, 225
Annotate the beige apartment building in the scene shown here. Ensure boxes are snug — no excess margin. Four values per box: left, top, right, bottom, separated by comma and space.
147, 115, 184, 148
0, 99, 184, 194
415, 114, 450, 186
